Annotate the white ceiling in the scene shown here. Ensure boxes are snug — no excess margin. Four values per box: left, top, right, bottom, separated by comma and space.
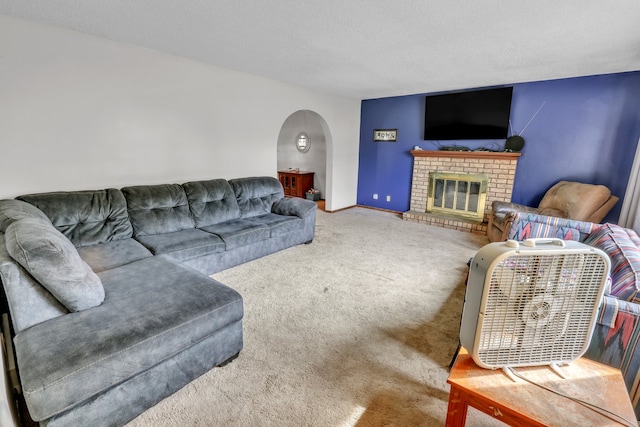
1, 1, 639, 99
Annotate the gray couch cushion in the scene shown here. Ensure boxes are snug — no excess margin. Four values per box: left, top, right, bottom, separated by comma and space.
5, 218, 104, 312
77, 239, 153, 273
134, 228, 225, 262
17, 189, 134, 247
200, 218, 270, 250
0, 199, 51, 232
122, 184, 195, 236
43, 323, 242, 427
249, 213, 304, 237
229, 176, 284, 218
182, 179, 241, 227
14, 255, 243, 422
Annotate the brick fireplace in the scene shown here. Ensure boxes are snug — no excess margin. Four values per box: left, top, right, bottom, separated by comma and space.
403, 150, 521, 234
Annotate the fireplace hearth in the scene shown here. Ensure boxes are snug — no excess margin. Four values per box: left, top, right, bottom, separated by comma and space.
403, 150, 521, 234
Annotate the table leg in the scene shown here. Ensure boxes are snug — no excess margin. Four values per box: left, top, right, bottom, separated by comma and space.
446, 385, 469, 427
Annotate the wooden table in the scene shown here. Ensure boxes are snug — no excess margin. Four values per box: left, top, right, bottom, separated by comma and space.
446, 347, 637, 427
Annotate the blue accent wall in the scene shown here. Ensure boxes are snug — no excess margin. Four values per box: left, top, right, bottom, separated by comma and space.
357, 71, 640, 222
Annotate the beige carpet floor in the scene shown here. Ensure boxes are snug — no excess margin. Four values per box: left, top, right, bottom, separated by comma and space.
126, 207, 502, 426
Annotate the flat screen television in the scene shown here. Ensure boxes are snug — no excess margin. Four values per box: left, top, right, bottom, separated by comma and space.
424, 87, 513, 140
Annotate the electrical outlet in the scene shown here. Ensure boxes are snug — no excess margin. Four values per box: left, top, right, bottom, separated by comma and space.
373, 193, 378, 200
386, 195, 391, 202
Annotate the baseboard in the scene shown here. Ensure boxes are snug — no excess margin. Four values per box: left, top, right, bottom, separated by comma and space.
324, 204, 403, 215
323, 204, 356, 213
355, 205, 402, 215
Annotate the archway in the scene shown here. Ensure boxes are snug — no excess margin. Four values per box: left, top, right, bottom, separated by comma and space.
277, 110, 331, 208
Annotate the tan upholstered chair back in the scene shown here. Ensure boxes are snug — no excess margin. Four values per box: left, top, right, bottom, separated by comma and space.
537, 181, 618, 223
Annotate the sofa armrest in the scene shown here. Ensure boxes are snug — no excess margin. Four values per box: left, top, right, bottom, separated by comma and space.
487, 202, 539, 242
492, 201, 538, 216
272, 197, 317, 219
506, 212, 596, 242
585, 296, 640, 419
489, 203, 518, 229
595, 295, 631, 328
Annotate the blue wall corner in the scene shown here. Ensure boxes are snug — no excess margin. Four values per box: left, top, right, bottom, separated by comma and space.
357, 71, 640, 223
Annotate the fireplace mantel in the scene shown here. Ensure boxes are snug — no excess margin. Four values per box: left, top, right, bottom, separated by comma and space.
410, 150, 521, 160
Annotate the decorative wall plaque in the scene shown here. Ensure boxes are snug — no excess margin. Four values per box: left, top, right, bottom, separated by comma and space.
373, 129, 397, 142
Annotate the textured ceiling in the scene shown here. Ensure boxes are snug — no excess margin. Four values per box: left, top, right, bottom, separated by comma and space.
1, 1, 639, 99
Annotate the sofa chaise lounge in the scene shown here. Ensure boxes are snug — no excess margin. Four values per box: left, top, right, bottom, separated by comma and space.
0, 176, 317, 426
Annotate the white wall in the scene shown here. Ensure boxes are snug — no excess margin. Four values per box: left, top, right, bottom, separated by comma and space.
0, 15, 360, 210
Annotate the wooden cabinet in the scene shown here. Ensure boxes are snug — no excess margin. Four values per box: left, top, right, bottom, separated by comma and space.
278, 171, 314, 198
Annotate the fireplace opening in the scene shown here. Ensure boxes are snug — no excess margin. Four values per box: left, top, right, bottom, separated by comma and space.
427, 172, 488, 221
404, 150, 520, 234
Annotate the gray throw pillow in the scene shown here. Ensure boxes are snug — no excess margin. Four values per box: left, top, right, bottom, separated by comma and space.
0, 199, 51, 232
5, 217, 105, 312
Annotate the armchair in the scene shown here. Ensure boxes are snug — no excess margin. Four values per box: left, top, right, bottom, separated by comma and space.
487, 180, 619, 242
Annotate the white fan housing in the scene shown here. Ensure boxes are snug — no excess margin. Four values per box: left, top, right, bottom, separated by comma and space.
460, 238, 610, 369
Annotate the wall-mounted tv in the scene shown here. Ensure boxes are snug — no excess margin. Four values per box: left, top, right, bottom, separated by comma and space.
424, 87, 513, 140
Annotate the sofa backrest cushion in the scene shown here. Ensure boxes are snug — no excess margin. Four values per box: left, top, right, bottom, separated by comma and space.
4, 218, 105, 312
508, 213, 595, 242
17, 189, 133, 247
182, 179, 241, 227
122, 184, 195, 236
583, 223, 640, 304
229, 176, 284, 218
0, 199, 51, 233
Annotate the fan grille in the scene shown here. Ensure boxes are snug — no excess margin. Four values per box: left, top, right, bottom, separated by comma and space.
477, 252, 607, 367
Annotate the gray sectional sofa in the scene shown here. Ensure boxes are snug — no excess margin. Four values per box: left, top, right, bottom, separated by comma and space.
0, 176, 317, 426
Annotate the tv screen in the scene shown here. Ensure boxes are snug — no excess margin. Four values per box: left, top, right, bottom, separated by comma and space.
424, 87, 513, 140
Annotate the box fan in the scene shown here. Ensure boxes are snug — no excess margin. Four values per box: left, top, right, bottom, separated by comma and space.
460, 238, 610, 374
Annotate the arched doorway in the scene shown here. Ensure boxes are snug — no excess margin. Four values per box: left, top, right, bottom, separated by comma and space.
277, 110, 331, 208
